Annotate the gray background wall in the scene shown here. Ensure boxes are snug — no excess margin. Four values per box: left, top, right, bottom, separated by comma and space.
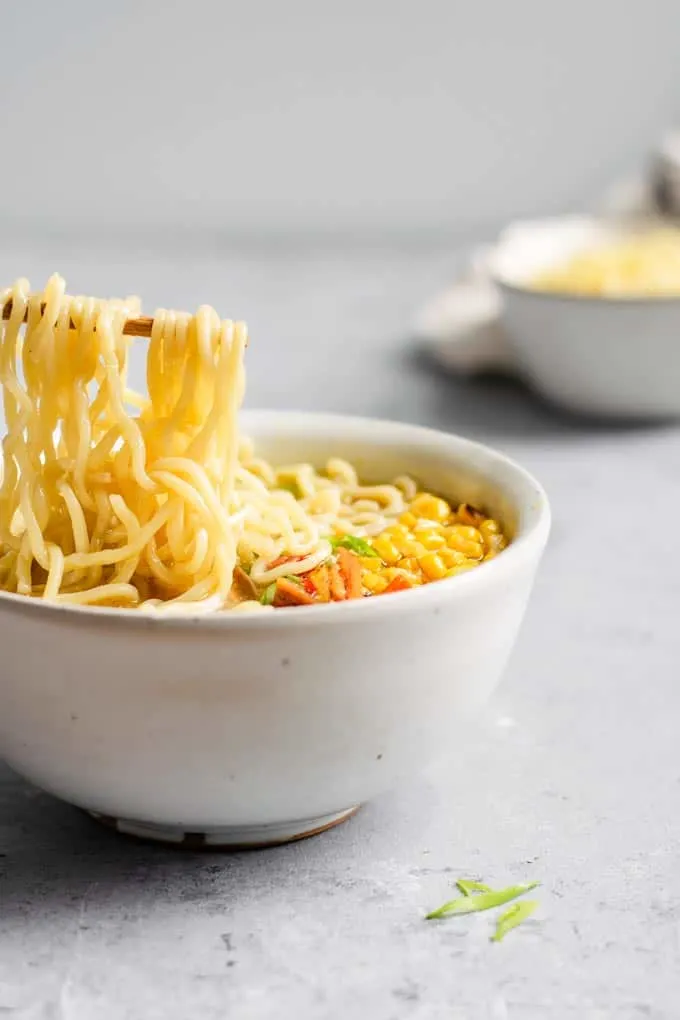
1, 0, 679, 240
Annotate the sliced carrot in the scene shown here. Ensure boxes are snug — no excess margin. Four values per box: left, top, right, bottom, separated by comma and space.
328, 561, 347, 601
336, 547, 362, 600
309, 566, 331, 602
268, 554, 304, 570
273, 577, 316, 607
382, 575, 414, 595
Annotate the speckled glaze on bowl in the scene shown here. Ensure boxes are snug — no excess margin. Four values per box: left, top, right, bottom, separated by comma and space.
0, 412, 550, 847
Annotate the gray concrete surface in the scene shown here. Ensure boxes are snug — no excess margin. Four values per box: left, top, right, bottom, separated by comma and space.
1, 240, 680, 1019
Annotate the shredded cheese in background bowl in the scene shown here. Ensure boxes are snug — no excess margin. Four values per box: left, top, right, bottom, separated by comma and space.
531, 226, 680, 298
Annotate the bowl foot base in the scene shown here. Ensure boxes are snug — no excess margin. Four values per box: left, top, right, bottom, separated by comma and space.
87, 805, 360, 849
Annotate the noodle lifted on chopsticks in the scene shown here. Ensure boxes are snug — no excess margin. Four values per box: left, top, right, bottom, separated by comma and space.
0, 275, 246, 611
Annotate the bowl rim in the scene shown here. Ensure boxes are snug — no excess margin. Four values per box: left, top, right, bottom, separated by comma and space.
0, 410, 551, 631
493, 275, 680, 307
488, 213, 680, 307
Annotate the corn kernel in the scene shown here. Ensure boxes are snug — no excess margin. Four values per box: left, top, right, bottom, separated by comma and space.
398, 556, 423, 575
480, 519, 506, 554
418, 551, 448, 580
479, 518, 501, 538
359, 556, 380, 570
362, 570, 389, 594
413, 518, 445, 531
399, 511, 418, 529
392, 534, 427, 558
410, 493, 451, 522
371, 534, 401, 565
383, 566, 422, 586
438, 547, 469, 569
413, 517, 444, 529
485, 534, 507, 554
383, 523, 409, 539
367, 502, 507, 593
456, 503, 485, 526
412, 528, 446, 551
444, 524, 484, 559
445, 563, 479, 578
447, 524, 481, 541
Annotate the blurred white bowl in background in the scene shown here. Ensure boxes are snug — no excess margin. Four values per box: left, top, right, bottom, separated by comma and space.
490, 216, 680, 418
418, 215, 680, 419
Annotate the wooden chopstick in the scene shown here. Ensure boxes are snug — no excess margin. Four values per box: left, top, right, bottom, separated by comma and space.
1, 299, 154, 338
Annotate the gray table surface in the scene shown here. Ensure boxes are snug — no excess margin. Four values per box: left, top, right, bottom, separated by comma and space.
1, 237, 679, 1020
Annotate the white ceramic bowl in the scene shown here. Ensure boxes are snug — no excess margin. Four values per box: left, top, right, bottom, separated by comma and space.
0, 412, 550, 848
489, 216, 680, 418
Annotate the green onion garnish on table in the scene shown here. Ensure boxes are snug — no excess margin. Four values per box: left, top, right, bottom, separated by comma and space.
425, 879, 540, 941
456, 879, 492, 897
425, 881, 539, 920
490, 899, 539, 943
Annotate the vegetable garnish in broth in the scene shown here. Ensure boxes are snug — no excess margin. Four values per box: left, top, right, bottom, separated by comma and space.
237, 467, 509, 610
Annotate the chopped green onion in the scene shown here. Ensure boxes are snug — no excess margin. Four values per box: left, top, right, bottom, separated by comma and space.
425, 882, 539, 921
456, 879, 493, 897
490, 900, 539, 943
329, 535, 379, 558
260, 582, 276, 606
285, 574, 304, 586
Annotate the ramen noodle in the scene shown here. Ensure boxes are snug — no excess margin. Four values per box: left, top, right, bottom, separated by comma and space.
0, 275, 507, 612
